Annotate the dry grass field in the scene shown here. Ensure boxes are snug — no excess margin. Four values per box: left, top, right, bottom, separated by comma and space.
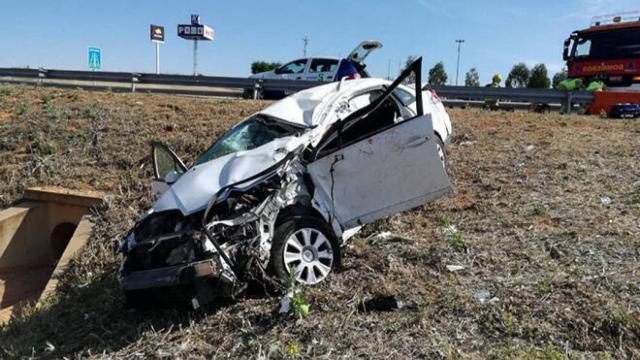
0, 84, 638, 359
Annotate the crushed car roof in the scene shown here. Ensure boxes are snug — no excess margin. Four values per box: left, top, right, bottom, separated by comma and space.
259, 78, 391, 127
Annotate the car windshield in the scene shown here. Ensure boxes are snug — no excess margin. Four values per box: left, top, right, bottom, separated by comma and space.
573, 28, 640, 60
193, 115, 302, 166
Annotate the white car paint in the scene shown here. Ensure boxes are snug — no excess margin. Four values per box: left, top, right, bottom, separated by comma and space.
153, 137, 305, 215
152, 77, 452, 218
307, 114, 450, 229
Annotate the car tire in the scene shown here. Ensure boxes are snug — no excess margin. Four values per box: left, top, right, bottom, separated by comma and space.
435, 134, 447, 171
269, 216, 340, 286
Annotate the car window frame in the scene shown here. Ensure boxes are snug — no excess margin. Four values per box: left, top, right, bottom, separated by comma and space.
151, 142, 187, 181
308, 58, 339, 73
277, 59, 309, 74
314, 92, 402, 159
311, 58, 424, 161
393, 87, 416, 106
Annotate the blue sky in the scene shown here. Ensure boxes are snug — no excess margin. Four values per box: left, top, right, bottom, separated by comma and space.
0, 0, 637, 84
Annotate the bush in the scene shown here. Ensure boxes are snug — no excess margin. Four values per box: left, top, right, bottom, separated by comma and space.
251, 61, 282, 74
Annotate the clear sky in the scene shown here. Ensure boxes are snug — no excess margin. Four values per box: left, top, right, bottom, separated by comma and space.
0, 0, 637, 84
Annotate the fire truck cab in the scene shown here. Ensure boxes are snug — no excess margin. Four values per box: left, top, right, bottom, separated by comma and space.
563, 11, 640, 88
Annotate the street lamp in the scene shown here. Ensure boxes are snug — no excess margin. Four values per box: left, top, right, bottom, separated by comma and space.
455, 39, 465, 86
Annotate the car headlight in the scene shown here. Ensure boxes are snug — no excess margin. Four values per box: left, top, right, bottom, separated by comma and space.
116, 232, 136, 254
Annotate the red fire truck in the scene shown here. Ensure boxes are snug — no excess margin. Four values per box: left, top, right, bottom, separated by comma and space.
563, 12, 640, 115
564, 12, 640, 87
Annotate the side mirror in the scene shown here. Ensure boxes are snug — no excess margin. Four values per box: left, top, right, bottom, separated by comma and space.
164, 170, 181, 184
151, 142, 187, 182
562, 39, 570, 61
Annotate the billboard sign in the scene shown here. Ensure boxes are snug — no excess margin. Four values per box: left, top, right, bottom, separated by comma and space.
178, 15, 214, 41
177, 24, 214, 40
88, 47, 101, 70
150, 24, 165, 43
202, 25, 214, 40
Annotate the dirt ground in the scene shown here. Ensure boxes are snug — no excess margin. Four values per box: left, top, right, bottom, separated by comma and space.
0, 84, 638, 359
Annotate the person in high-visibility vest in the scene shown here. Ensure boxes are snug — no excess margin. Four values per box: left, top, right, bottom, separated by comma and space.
557, 78, 604, 113
488, 74, 502, 88
484, 74, 502, 110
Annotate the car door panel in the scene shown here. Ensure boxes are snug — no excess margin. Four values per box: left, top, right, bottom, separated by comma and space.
307, 114, 450, 229
307, 58, 339, 82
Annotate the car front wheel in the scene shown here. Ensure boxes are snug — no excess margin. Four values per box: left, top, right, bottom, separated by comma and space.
269, 216, 339, 286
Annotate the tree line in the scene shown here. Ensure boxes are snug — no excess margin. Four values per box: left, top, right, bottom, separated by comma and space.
403, 57, 567, 89
443, 62, 567, 89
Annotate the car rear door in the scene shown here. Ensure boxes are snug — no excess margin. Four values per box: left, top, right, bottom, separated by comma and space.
307, 58, 451, 229
306, 58, 339, 82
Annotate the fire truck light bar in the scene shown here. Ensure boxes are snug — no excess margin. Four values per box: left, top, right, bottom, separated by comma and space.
591, 11, 640, 27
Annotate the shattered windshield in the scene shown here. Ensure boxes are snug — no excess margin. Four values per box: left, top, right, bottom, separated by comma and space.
193, 115, 302, 166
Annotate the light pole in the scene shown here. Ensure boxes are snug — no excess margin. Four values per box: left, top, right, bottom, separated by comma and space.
303, 35, 309, 57
455, 39, 465, 86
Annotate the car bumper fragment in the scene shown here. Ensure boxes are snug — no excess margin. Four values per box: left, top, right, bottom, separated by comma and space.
121, 259, 219, 291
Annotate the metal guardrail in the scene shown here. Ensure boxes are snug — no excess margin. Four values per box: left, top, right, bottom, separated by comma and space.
0, 67, 325, 99
431, 85, 594, 110
0, 67, 594, 110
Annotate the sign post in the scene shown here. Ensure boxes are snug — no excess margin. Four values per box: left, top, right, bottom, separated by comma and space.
177, 15, 214, 75
88, 47, 101, 71
193, 39, 198, 76
156, 42, 160, 74
150, 25, 165, 74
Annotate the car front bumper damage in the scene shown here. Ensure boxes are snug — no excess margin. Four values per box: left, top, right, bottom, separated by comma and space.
121, 259, 220, 291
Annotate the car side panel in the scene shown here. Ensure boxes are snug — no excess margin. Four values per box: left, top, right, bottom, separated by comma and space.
308, 114, 451, 229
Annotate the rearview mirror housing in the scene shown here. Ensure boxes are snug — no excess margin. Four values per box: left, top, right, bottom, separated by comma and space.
563, 38, 570, 61
164, 170, 181, 184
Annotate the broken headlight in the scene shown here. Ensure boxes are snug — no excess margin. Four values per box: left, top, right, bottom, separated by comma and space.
116, 231, 136, 254
206, 171, 282, 223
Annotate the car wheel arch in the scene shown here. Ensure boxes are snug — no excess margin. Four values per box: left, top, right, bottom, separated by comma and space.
433, 130, 445, 145
275, 203, 327, 228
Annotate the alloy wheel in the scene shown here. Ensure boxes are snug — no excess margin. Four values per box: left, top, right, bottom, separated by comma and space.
283, 228, 334, 285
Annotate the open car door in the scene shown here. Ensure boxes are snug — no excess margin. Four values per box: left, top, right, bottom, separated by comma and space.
307, 58, 451, 229
151, 142, 187, 198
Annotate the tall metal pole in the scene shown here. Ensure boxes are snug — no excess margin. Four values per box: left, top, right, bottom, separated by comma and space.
193, 39, 198, 75
155, 42, 160, 74
455, 39, 465, 86
303, 36, 309, 57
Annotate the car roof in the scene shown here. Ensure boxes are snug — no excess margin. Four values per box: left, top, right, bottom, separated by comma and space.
308, 57, 341, 61
286, 57, 340, 63
259, 78, 392, 127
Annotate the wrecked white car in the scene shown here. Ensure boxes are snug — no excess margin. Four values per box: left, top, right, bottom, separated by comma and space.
117, 58, 452, 307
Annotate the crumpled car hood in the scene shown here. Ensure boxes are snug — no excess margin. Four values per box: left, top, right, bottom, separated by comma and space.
153, 137, 301, 216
